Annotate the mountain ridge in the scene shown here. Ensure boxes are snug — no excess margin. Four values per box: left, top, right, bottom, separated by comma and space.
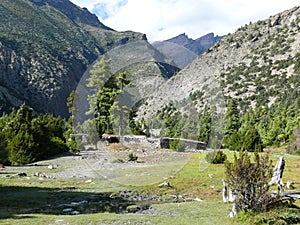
139, 6, 300, 118
29, 0, 113, 30
0, 0, 149, 116
152, 32, 223, 68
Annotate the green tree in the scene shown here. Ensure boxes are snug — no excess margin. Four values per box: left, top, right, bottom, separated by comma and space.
237, 111, 263, 152
0, 104, 70, 165
128, 108, 144, 135
115, 72, 130, 138
94, 87, 118, 137
87, 57, 112, 115
31, 114, 68, 158
8, 124, 37, 165
239, 126, 262, 152
198, 111, 212, 143
223, 99, 241, 149
66, 90, 79, 125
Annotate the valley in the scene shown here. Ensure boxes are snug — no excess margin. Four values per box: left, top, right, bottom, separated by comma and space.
0, 1, 300, 224
1, 146, 299, 225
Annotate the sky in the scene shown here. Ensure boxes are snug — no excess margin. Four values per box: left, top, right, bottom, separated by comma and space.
71, 0, 299, 42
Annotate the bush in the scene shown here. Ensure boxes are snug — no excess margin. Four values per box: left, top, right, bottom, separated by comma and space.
169, 140, 179, 151
206, 150, 227, 164
169, 140, 186, 152
176, 141, 186, 152
48, 137, 69, 155
225, 152, 275, 213
128, 153, 138, 161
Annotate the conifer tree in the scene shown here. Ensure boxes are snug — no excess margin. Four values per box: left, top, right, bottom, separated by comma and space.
87, 57, 112, 115
223, 99, 240, 149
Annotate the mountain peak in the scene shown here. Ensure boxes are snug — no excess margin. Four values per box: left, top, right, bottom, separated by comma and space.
152, 32, 223, 68
166, 33, 194, 46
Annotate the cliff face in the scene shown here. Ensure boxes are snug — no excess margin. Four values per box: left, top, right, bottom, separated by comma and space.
0, 0, 145, 116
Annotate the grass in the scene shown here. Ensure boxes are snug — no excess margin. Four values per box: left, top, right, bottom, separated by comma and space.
0, 150, 299, 225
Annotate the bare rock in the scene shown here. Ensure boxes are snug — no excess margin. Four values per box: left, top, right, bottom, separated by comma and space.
158, 181, 171, 187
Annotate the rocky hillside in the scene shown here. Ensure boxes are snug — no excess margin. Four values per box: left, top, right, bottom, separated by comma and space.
152, 33, 223, 68
0, 0, 147, 116
140, 6, 300, 119
74, 40, 179, 123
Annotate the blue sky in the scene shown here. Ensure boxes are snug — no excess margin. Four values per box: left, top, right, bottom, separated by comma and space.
71, 0, 299, 42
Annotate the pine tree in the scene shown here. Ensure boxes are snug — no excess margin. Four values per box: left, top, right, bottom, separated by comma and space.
87, 57, 112, 115
115, 72, 130, 138
223, 99, 240, 149
94, 87, 118, 137
198, 111, 212, 143
7, 124, 37, 165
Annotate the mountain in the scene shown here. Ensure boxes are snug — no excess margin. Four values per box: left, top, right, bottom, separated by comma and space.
29, 0, 113, 30
139, 6, 300, 120
0, 0, 161, 116
74, 40, 179, 123
152, 33, 223, 68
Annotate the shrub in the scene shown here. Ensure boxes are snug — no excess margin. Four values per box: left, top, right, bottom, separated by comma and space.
176, 141, 186, 152
169, 140, 179, 151
206, 150, 227, 164
225, 152, 275, 213
128, 153, 138, 161
169, 140, 186, 152
112, 158, 124, 163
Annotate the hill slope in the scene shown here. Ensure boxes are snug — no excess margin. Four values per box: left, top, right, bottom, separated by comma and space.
0, 0, 147, 116
138, 6, 300, 149
140, 6, 300, 118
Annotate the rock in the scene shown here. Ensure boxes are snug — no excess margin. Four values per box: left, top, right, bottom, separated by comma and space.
63, 208, 73, 213
158, 181, 171, 187
85, 179, 93, 183
71, 210, 80, 215
194, 197, 203, 202
48, 164, 56, 169
33, 172, 54, 179
272, 15, 282, 26
126, 204, 150, 213
171, 194, 187, 202
70, 200, 88, 206
126, 205, 140, 213
34, 172, 40, 177
18, 172, 27, 177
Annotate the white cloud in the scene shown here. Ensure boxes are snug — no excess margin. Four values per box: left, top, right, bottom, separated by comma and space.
71, 0, 299, 42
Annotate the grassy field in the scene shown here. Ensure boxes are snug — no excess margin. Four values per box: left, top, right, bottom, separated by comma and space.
0, 149, 299, 225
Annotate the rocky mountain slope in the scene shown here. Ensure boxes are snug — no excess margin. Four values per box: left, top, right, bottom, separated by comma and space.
74, 40, 179, 123
0, 0, 161, 116
139, 6, 300, 119
152, 33, 223, 68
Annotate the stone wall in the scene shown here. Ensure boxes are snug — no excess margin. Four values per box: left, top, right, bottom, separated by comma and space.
160, 137, 206, 150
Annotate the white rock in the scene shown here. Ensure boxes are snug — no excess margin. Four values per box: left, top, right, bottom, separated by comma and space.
63, 208, 73, 213
48, 165, 54, 169
71, 211, 80, 215
194, 197, 203, 202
